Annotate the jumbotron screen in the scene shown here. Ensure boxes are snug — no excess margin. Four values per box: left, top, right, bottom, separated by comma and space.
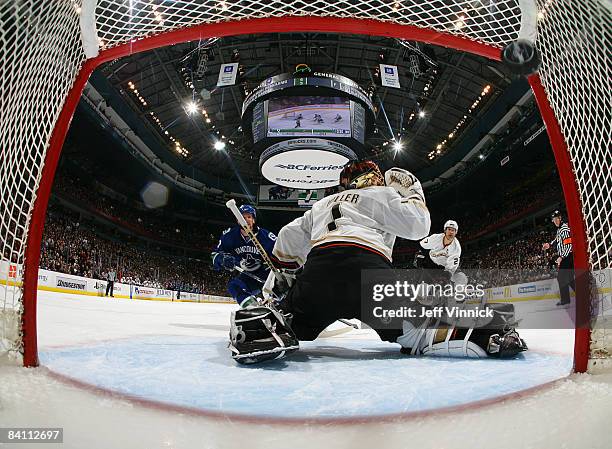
266, 96, 352, 138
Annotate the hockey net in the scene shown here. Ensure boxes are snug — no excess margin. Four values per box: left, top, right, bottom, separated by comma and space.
0, 1, 610, 369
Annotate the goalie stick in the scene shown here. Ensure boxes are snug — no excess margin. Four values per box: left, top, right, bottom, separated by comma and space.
318, 326, 354, 338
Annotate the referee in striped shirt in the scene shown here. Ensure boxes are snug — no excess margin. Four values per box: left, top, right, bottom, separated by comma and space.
541, 210, 575, 306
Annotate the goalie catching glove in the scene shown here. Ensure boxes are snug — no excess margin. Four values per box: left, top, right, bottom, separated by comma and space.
385, 167, 425, 203
229, 304, 299, 364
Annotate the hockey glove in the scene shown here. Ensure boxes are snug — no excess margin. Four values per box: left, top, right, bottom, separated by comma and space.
213, 252, 237, 271
385, 167, 425, 203
222, 253, 237, 271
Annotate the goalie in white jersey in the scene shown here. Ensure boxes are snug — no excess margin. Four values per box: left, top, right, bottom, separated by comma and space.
229, 161, 430, 363
228, 162, 527, 363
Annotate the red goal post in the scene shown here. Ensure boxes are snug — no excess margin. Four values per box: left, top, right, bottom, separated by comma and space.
0, 1, 609, 372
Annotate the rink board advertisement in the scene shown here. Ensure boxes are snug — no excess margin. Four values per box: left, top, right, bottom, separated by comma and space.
0, 260, 234, 304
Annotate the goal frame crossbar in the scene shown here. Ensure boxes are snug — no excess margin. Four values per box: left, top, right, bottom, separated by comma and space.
21, 16, 591, 372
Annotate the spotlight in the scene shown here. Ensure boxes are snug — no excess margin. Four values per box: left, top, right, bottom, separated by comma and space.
418, 111, 425, 118
186, 101, 198, 115
214, 141, 226, 151
393, 141, 403, 152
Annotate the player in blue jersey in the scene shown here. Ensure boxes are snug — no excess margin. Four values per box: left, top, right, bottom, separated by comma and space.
211, 204, 276, 308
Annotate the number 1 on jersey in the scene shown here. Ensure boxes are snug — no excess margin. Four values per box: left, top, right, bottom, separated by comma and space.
327, 204, 342, 231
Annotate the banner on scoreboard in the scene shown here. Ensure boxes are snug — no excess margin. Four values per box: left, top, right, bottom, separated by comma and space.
258, 184, 298, 202
297, 189, 320, 207
258, 184, 326, 207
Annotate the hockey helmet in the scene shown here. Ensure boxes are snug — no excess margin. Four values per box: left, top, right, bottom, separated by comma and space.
444, 220, 458, 232
550, 210, 562, 221
339, 160, 384, 190
239, 204, 257, 219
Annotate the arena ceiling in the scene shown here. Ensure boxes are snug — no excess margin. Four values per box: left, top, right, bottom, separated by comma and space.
96, 32, 516, 185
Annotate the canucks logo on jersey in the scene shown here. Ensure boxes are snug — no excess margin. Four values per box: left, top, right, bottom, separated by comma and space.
240, 253, 261, 272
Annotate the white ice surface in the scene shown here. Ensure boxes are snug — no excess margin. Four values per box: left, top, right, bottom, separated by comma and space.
267, 106, 351, 138
1, 291, 612, 449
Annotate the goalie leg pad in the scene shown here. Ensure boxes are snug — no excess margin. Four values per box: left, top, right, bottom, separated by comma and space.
419, 339, 488, 358
399, 327, 527, 359
397, 303, 528, 359
229, 306, 299, 364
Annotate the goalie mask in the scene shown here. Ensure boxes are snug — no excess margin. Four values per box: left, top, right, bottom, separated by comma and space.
339, 160, 385, 190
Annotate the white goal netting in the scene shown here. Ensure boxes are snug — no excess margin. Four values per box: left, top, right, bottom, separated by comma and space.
0, 0, 610, 368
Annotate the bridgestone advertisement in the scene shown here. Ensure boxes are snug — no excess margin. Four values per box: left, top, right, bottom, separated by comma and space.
56, 276, 87, 291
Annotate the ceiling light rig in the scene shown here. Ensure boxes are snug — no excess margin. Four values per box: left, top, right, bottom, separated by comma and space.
405, 69, 438, 127
452, 8, 469, 31
176, 50, 238, 154
127, 81, 147, 107
127, 81, 190, 157
125, 80, 239, 158
179, 66, 196, 91
428, 84, 493, 161
537, 0, 554, 21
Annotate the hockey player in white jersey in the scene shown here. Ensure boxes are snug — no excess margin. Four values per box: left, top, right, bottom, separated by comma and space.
419, 220, 461, 272
404, 218, 526, 358
412, 219, 475, 318
415, 219, 468, 289
267, 161, 430, 266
